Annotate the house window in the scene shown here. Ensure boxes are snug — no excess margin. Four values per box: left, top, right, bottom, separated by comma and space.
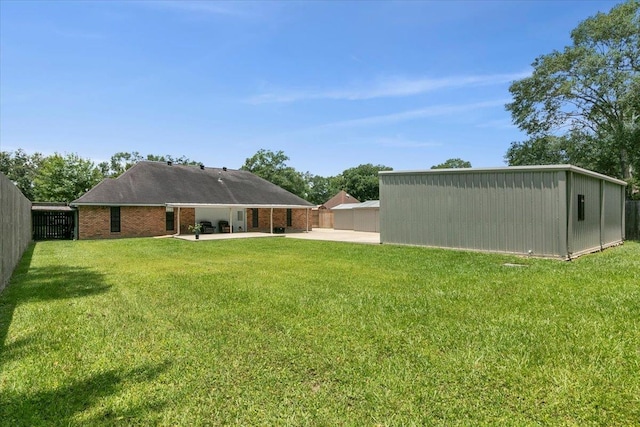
252, 209, 259, 228
110, 207, 121, 232
286, 209, 292, 227
237, 210, 244, 221
166, 209, 175, 231
577, 194, 585, 221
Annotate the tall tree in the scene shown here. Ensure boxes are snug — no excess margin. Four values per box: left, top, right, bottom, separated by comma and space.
0, 149, 44, 200
304, 173, 342, 205
240, 149, 309, 199
505, 1, 639, 188
33, 153, 103, 202
336, 163, 393, 202
100, 151, 144, 178
100, 152, 200, 178
431, 158, 472, 169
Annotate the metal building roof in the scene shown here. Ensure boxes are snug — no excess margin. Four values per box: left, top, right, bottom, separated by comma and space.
379, 165, 627, 186
353, 201, 380, 209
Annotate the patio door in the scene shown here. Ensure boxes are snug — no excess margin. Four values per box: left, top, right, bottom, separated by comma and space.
235, 209, 246, 232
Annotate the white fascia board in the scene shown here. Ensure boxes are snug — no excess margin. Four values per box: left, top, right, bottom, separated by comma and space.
165, 203, 312, 209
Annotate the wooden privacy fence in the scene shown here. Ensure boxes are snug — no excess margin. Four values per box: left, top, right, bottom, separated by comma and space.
626, 200, 640, 241
1, 172, 32, 292
318, 211, 334, 228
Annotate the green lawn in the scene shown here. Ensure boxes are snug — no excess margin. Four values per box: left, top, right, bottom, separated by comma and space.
1, 238, 639, 425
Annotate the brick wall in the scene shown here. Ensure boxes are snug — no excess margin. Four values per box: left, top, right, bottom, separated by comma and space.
78, 206, 310, 239
246, 208, 311, 232
178, 208, 195, 234
78, 206, 173, 239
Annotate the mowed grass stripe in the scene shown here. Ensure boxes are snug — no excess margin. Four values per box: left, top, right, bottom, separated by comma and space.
1, 238, 638, 425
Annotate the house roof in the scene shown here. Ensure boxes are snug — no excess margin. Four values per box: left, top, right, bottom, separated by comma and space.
323, 190, 360, 210
72, 161, 314, 207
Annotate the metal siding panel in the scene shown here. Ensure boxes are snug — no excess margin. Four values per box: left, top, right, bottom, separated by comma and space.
379, 169, 569, 257
602, 181, 623, 244
571, 173, 602, 254
353, 208, 379, 232
557, 172, 568, 258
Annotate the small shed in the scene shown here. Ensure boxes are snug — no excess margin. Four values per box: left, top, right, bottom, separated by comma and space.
379, 165, 626, 259
332, 203, 356, 230
353, 201, 380, 232
32, 203, 76, 240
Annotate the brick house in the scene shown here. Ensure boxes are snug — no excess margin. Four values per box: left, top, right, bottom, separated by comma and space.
71, 161, 313, 239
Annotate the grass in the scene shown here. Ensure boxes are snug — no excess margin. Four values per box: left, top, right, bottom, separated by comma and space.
1, 237, 639, 425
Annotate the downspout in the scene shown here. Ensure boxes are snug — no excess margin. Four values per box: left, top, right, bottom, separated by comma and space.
306, 208, 309, 232
270, 208, 274, 234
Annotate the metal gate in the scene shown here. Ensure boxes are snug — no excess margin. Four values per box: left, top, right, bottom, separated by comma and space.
32, 211, 75, 240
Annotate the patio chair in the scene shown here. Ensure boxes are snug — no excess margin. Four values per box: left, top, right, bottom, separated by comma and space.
199, 221, 216, 234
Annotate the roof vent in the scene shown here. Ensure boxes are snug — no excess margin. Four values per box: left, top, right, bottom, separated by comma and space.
222, 167, 227, 172
167, 161, 172, 166
199, 164, 204, 170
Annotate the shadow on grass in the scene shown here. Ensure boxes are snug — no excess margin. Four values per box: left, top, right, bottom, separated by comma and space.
0, 361, 170, 425
0, 244, 111, 358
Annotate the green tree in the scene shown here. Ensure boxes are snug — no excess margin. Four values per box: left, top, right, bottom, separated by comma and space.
431, 158, 472, 169
100, 151, 144, 178
240, 149, 309, 199
304, 174, 342, 205
100, 152, 200, 177
335, 163, 393, 202
0, 149, 44, 200
505, 1, 639, 188
33, 153, 103, 202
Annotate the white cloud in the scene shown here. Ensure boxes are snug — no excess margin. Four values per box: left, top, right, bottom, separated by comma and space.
322, 99, 510, 128
248, 71, 530, 104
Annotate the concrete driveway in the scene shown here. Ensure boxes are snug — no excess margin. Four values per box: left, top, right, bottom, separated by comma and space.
286, 228, 380, 244
174, 229, 380, 244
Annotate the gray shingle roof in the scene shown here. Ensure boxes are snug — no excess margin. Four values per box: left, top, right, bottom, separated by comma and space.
72, 161, 313, 207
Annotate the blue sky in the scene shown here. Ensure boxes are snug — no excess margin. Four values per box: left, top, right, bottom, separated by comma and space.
0, 0, 622, 177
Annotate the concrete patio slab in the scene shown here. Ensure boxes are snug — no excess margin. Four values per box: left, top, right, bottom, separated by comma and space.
174, 232, 285, 242
286, 229, 380, 244
173, 229, 380, 244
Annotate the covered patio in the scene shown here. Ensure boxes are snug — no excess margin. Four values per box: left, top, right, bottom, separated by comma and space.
167, 203, 313, 236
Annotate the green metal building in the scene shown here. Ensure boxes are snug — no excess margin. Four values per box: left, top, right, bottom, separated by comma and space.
379, 165, 626, 259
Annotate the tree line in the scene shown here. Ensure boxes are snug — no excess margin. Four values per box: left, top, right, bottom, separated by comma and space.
1, 148, 473, 205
